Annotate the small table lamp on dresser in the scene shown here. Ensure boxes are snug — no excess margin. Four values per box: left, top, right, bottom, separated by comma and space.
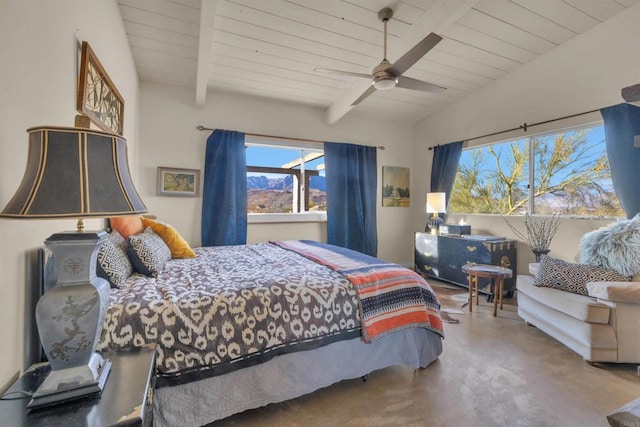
425, 192, 446, 234
0, 126, 147, 408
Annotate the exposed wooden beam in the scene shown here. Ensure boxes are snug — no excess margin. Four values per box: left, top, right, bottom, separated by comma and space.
324, 0, 481, 125
196, 0, 219, 107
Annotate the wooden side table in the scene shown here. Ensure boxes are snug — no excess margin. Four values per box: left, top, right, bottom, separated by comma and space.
462, 263, 513, 317
0, 345, 156, 426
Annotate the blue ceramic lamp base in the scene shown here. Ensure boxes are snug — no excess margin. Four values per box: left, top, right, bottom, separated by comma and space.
28, 230, 111, 409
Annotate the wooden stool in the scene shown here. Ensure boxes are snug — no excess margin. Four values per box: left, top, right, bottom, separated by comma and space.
462, 263, 513, 317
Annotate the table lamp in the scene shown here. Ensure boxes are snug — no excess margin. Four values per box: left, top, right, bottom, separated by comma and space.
0, 126, 147, 408
426, 192, 446, 234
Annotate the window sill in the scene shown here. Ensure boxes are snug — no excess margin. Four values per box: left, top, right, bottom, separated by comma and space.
447, 213, 623, 220
248, 212, 327, 224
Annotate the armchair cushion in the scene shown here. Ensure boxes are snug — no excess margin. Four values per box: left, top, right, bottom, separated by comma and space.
518, 275, 610, 324
587, 281, 640, 304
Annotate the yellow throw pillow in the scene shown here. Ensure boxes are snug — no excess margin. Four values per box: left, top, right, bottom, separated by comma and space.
141, 218, 196, 258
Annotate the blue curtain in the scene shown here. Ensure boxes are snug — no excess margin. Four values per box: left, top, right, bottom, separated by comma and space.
601, 103, 640, 219
430, 141, 463, 204
201, 130, 247, 246
324, 142, 377, 256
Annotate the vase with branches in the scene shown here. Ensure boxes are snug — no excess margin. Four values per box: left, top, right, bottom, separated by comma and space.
502, 213, 561, 262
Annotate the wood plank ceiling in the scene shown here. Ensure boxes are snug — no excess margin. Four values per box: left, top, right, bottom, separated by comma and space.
118, 0, 638, 124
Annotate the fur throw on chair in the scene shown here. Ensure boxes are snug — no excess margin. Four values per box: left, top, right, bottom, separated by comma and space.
580, 215, 640, 277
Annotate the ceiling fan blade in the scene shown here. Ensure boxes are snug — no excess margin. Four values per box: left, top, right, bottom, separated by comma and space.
314, 68, 371, 79
387, 33, 443, 76
396, 76, 446, 93
351, 85, 377, 106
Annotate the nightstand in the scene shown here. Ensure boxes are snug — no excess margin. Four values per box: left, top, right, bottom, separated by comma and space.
0, 345, 156, 426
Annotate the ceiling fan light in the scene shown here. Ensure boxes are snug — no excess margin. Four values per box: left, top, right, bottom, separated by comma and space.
373, 77, 397, 90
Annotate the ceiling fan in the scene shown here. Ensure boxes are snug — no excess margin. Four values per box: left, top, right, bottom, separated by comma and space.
315, 7, 446, 106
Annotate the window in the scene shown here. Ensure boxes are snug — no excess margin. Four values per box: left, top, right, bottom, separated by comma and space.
246, 140, 326, 214
449, 124, 623, 217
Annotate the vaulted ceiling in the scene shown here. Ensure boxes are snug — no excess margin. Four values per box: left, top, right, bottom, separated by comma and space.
117, 0, 638, 124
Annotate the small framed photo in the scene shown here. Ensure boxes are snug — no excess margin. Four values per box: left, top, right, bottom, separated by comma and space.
157, 167, 200, 197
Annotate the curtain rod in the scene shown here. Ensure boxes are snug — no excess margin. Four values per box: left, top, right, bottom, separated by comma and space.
428, 106, 604, 150
196, 126, 385, 150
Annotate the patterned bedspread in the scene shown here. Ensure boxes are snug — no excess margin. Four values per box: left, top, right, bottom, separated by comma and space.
97, 241, 444, 387
97, 243, 361, 386
272, 241, 444, 341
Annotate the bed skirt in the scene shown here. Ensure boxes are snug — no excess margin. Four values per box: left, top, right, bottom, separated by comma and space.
153, 327, 442, 426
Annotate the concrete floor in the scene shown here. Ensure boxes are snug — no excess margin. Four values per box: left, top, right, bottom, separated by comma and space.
213, 282, 640, 427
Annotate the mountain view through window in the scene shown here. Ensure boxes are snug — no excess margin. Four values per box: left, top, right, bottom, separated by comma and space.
246, 144, 326, 213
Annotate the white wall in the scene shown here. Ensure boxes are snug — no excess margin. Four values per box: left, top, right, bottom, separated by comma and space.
412, 3, 640, 271
0, 0, 139, 389
138, 83, 418, 264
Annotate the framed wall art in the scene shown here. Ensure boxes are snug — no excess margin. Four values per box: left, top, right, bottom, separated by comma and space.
77, 41, 125, 135
382, 166, 410, 207
157, 167, 201, 197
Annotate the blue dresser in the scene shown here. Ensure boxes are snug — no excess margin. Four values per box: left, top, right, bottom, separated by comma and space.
414, 232, 517, 296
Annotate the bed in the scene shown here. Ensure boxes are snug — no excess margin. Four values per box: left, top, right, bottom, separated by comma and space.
45, 231, 444, 426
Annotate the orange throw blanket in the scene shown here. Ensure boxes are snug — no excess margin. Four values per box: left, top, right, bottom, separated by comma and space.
272, 240, 444, 342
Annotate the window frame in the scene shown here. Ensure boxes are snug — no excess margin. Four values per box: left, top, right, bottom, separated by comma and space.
245, 137, 326, 222
449, 121, 621, 218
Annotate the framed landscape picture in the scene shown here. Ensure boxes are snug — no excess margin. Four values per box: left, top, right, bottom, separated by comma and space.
382, 166, 410, 207
157, 167, 200, 197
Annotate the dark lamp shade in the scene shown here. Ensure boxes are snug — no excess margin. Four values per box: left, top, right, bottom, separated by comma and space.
1, 126, 147, 218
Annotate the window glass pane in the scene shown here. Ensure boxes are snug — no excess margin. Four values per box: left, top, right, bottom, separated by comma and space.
246, 146, 301, 168
449, 138, 529, 214
246, 145, 326, 213
532, 125, 623, 216
448, 123, 623, 218
247, 172, 296, 213
305, 150, 326, 211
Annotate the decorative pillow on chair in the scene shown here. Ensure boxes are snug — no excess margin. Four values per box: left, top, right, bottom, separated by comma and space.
534, 255, 630, 296
127, 227, 172, 276
141, 217, 195, 258
110, 216, 144, 239
96, 230, 133, 288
